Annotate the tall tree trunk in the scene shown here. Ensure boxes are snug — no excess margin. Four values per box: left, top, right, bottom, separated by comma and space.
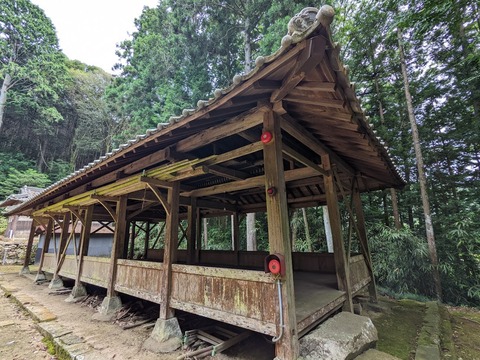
0, 73, 12, 133
390, 188, 402, 230
244, 17, 257, 251
323, 206, 334, 253
302, 208, 313, 252
246, 213, 256, 251
203, 218, 208, 249
398, 27, 442, 301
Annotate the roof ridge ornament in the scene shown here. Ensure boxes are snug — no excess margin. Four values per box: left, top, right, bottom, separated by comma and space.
287, 6, 335, 39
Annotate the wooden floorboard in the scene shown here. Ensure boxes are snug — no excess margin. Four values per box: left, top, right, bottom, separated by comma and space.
294, 271, 345, 334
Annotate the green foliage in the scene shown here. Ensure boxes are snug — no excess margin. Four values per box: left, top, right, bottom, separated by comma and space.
0, 214, 7, 234
369, 224, 434, 297
0, 151, 50, 199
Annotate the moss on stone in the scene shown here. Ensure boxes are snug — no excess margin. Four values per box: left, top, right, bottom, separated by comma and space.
368, 298, 425, 359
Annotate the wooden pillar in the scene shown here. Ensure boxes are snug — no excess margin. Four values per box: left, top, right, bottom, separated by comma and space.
128, 221, 136, 259
186, 198, 197, 265
322, 154, 353, 312
106, 196, 128, 297
159, 182, 180, 320
195, 212, 202, 263
75, 205, 93, 286
20, 221, 37, 273
232, 213, 240, 265
52, 212, 71, 280
144, 222, 150, 259
263, 109, 299, 359
36, 219, 53, 275
352, 187, 378, 302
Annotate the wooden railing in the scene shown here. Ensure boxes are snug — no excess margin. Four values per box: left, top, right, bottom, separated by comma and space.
170, 264, 277, 335
115, 259, 163, 303
349, 254, 371, 294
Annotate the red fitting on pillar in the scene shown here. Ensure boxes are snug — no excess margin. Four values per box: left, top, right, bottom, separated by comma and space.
261, 131, 273, 144
267, 187, 277, 196
268, 259, 281, 275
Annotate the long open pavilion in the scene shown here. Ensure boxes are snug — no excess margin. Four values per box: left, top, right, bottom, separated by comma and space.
9, 6, 404, 359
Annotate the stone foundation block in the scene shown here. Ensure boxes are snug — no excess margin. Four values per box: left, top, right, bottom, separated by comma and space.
92, 296, 122, 321
48, 277, 64, 289
143, 317, 182, 353
66, 283, 87, 303
299, 312, 378, 360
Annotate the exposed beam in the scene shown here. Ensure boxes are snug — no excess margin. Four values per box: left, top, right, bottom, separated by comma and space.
95, 199, 117, 221
279, 113, 355, 175
281, 144, 328, 176
201, 165, 249, 181
270, 36, 327, 103
181, 166, 319, 198
295, 81, 336, 92
146, 183, 170, 215
175, 106, 267, 153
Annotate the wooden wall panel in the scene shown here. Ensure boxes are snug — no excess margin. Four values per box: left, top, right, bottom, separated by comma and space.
349, 254, 371, 294
79, 256, 110, 288
42, 253, 56, 273
115, 259, 163, 303
170, 264, 277, 335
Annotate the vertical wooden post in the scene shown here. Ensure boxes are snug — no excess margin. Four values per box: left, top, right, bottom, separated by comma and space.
322, 154, 353, 312
128, 221, 136, 259
75, 205, 93, 286
36, 219, 53, 279
195, 212, 202, 263
186, 198, 197, 265
52, 212, 71, 279
144, 222, 150, 259
159, 182, 179, 320
263, 109, 299, 360
232, 213, 240, 265
352, 187, 378, 302
106, 196, 128, 297
20, 221, 37, 274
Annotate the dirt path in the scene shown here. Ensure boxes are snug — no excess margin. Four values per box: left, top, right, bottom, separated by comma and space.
0, 287, 55, 360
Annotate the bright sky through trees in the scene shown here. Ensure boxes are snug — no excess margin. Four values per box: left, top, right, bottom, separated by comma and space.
30, 0, 158, 73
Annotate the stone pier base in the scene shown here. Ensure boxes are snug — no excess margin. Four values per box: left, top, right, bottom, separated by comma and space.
65, 283, 87, 303
48, 277, 64, 289
143, 318, 182, 353
19, 266, 30, 275
92, 296, 122, 321
34, 271, 46, 282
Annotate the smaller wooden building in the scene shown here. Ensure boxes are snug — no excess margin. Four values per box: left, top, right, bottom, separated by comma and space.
0, 186, 43, 239
9, 6, 404, 359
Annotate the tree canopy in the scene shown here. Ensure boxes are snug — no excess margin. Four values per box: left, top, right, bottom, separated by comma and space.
0, 0, 479, 306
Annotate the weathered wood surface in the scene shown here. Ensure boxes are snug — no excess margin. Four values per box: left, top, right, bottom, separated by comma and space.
349, 254, 371, 294
171, 264, 277, 335
115, 259, 163, 303
79, 256, 110, 288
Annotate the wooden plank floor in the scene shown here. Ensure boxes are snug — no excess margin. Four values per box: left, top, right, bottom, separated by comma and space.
294, 272, 346, 336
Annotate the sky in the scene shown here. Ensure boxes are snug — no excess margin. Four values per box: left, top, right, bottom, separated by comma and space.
30, 0, 159, 73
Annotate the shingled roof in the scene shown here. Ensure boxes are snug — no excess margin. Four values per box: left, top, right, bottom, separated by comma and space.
9, 6, 405, 217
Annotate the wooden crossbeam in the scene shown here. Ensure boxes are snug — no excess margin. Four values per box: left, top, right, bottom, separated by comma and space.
279, 113, 355, 175
181, 166, 319, 198
175, 106, 266, 153
281, 144, 327, 176
201, 165, 249, 181
271, 36, 327, 103
295, 81, 336, 92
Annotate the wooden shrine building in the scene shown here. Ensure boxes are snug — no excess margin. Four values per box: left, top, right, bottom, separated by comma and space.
9, 6, 404, 359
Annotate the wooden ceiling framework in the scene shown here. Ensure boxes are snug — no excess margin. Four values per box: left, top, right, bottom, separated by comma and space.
10, 11, 404, 227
